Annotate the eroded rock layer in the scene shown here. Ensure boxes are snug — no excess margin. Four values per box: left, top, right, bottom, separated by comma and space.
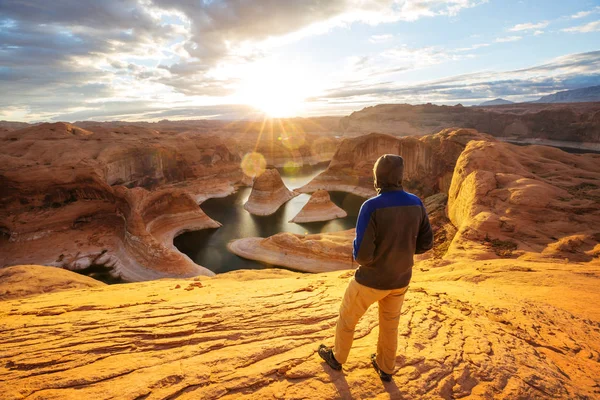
340, 102, 600, 143
447, 140, 600, 261
244, 169, 297, 216
299, 128, 492, 198
228, 230, 355, 273
0, 265, 105, 301
290, 190, 347, 223
0, 122, 243, 281
1, 262, 598, 399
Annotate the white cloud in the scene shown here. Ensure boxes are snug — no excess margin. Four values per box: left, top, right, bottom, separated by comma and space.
562, 20, 600, 33
369, 34, 394, 43
495, 36, 523, 43
533, 30, 544, 36
570, 7, 600, 19
456, 43, 490, 51
509, 21, 549, 32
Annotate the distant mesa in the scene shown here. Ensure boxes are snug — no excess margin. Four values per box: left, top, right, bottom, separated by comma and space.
244, 168, 297, 216
478, 98, 514, 106
533, 85, 600, 104
290, 190, 347, 223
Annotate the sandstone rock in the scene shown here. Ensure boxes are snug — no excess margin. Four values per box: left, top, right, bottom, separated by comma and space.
447, 140, 600, 261
244, 169, 298, 216
339, 102, 600, 143
0, 265, 105, 301
0, 261, 598, 399
299, 128, 493, 198
0, 122, 245, 281
228, 230, 355, 273
290, 190, 347, 223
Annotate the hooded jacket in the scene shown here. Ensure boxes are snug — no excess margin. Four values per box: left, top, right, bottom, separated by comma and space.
353, 154, 433, 290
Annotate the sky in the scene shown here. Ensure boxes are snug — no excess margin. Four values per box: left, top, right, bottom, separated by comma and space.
0, 0, 599, 122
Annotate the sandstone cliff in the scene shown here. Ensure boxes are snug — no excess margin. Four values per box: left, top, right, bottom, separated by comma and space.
299, 128, 490, 198
290, 190, 347, 223
447, 140, 600, 261
0, 122, 244, 281
340, 102, 600, 143
244, 169, 297, 216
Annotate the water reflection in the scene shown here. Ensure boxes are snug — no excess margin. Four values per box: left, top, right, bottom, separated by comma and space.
174, 164, 365, 273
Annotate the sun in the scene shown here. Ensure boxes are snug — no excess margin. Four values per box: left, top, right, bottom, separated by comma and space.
235, 60, 313, 118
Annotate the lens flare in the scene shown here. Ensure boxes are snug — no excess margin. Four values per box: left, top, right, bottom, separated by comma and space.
283, 160, 302, 175
280, 130, 306, 150
241, 152, 267, 178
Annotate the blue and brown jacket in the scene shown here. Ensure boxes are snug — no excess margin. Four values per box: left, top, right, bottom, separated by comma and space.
353, 157, 433, 290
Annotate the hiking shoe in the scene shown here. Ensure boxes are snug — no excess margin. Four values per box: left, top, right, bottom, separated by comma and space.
371, 354, 392, 382
318, 344, 342, 371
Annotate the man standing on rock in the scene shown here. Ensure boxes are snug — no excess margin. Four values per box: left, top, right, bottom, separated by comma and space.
319, 154, 433, 381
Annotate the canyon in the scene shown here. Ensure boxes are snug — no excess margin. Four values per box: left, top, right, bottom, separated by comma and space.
1, 102, 600, 398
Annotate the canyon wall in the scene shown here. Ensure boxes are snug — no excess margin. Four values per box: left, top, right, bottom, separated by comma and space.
0, 122, 245, 281
300, 128, 491, 198
339, 102, 600, 143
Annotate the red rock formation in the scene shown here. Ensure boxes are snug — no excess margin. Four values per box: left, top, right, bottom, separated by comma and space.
300, 128, 492, 198
290, 190, 347, 223
0, 122, 244, 281
0, 265, 105, 301
340, 102, 600, 143
244, 169, 297, 216
447, 140, 600, 261
228, 230, 355, 272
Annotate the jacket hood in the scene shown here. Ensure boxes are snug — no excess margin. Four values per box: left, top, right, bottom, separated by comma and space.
373, 154, 404, 194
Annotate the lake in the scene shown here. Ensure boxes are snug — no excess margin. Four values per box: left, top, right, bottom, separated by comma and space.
173, 164, 364, 273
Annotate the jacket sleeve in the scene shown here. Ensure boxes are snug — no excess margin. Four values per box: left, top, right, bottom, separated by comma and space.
353, 202, 376, 266
415, 206, 433, 254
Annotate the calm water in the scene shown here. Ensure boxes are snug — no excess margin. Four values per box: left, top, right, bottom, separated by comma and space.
174, 164, 365, 273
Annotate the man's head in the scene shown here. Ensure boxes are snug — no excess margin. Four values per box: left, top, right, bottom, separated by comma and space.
373, 154, 404, 194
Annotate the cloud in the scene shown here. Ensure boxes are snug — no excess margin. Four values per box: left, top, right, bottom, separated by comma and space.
570, 7, 600, 19
495, 36, 522, 43
533, 30, 544, 36
0, 0, 491, 120
562, 20, 600, 33
317, 51, 600, 105
369, 34, 394, 43
508, 21, 549, 31
455, 43, 490, 52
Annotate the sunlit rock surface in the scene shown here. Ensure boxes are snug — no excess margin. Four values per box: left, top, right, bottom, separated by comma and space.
0, 122, 240, 281
1, 262, 599, 399
0, 265, 105, 301
244, 169, 298, 216
228, 230, 355, 272
340, 102, 600, 143
299, 128, 491, 198
290, 190, 347, 223
447, 140, 600, 262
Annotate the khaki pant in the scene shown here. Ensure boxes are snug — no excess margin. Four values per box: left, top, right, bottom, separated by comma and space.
333, 278, 408, 374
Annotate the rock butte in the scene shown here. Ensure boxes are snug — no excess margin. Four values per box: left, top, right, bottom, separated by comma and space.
298, 128, 493, 198
289, 190, 347, 223
244, 168, 298, 216
1, 260, 599, 399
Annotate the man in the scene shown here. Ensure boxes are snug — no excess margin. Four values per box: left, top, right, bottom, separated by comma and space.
318, 154, 433, 381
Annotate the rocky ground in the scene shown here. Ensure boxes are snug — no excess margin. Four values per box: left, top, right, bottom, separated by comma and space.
1, 260, 599, 399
